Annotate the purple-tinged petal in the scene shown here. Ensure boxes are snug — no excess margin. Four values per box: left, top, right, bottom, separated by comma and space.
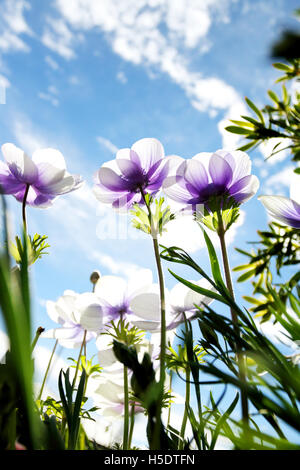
97, 167, 133, 191
131, 138, 164, 172
36, 173, 83, 195
112, 191, 141, 209
2, 143, 38, 184
184, 159, 208, 192
224, 150, 252, 183
208, 153, 233, 187
259, 195, 300, 229
116, 158, 144, 183
129, 149, 143, 168
35, 162, 66, 187
230, 175, 259, 204
0, 162, 26, 194
147, 160, 170, 190
14, 186, 55, 208
163, 177, 194, 204
229, 175, 253, 195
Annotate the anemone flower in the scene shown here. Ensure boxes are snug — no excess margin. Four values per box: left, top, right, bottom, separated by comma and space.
42, 290, 104, 348
93, 271, 162, 327
0, 143, 83, 208
163, 149, 259, 213
167, 279, 215, 330
258, 178, 300, 229
93, 138, 170, 209
129, 278, 215, 332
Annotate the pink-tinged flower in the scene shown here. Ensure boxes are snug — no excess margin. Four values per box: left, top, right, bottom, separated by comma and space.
258, 195, 300, 229
42, 290, 104, 348
0, 144, 83, 207
163, 150, 259, 212
93, 138, 170, 209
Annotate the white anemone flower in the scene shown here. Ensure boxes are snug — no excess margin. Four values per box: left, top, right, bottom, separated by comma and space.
42, 290, 104, 348
0, 143, 83, 207
94, 270, 163, 329
130, 278, 215, 332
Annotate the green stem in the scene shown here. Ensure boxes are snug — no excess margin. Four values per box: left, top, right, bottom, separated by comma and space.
31, 326, 45, 353
123, 365, 129, 450
139, 188, 166, 388
139, 188, 166, 449
179, 365, 190, 449
217, 212, 249, 426
22, 184, 30, 233
128, 403, 135, 450
167, 372, 173, 428
72, 330, 87, 390
37, 339, 58, 402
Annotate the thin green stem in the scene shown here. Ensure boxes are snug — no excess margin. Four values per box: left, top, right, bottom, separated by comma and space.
217, 212, 249, 426
139, 187, 167, 449
128, 402, 135, 450
139, 188, 166, 387
123, 365, 129, 450
22, 184, 30, 233
31, 326, 45, 353
179, 365, 190, 449
37, 339, 58, 402
72, 330, 87, 390
167, 372, 173, 428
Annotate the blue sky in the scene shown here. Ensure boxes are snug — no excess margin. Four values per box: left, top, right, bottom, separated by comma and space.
0, 0, 299, 441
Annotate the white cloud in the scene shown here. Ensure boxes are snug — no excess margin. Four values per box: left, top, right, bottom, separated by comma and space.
116, 70, 127, 84
262, 165, 295, 196
69, 75, 80, 85
12, 116, 49, 154
258, 138, 291, 165
44, 0, 243, 136
96, 136, 119, 154
38, 91, 60, 107
42, 17, 77, 60
0, 0, 32, 53
160, 209, 245, 253
45, 55, 60, 70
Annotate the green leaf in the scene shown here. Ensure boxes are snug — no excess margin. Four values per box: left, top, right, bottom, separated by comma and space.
225, 125, 251, 135
245, 97, 265, 124
168, 270, 228, 305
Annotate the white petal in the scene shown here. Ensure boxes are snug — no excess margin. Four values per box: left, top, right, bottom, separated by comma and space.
92, 380, 124, 404
98, 348, 118, 367
32, 148, 67, 170
127, 268, 153, 297
130, 292, 161, 321
46, 300, 63, 324
42, 173, 82, 195
131, 138, 164, 172
36, 162, 66, 186
56, 291, 79, 324
2, 143, 38, 184
184, 278, 215, 310
94, 276, 128, 305
130, 319, 160, 332
259, 195, 299, 224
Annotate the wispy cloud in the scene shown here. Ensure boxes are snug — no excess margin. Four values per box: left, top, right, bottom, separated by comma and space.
42, 17, 77, 60
45, 54, 60, 70
0, 0, 32, 53
96, 136, 119, 154
43, 0, 244, 144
